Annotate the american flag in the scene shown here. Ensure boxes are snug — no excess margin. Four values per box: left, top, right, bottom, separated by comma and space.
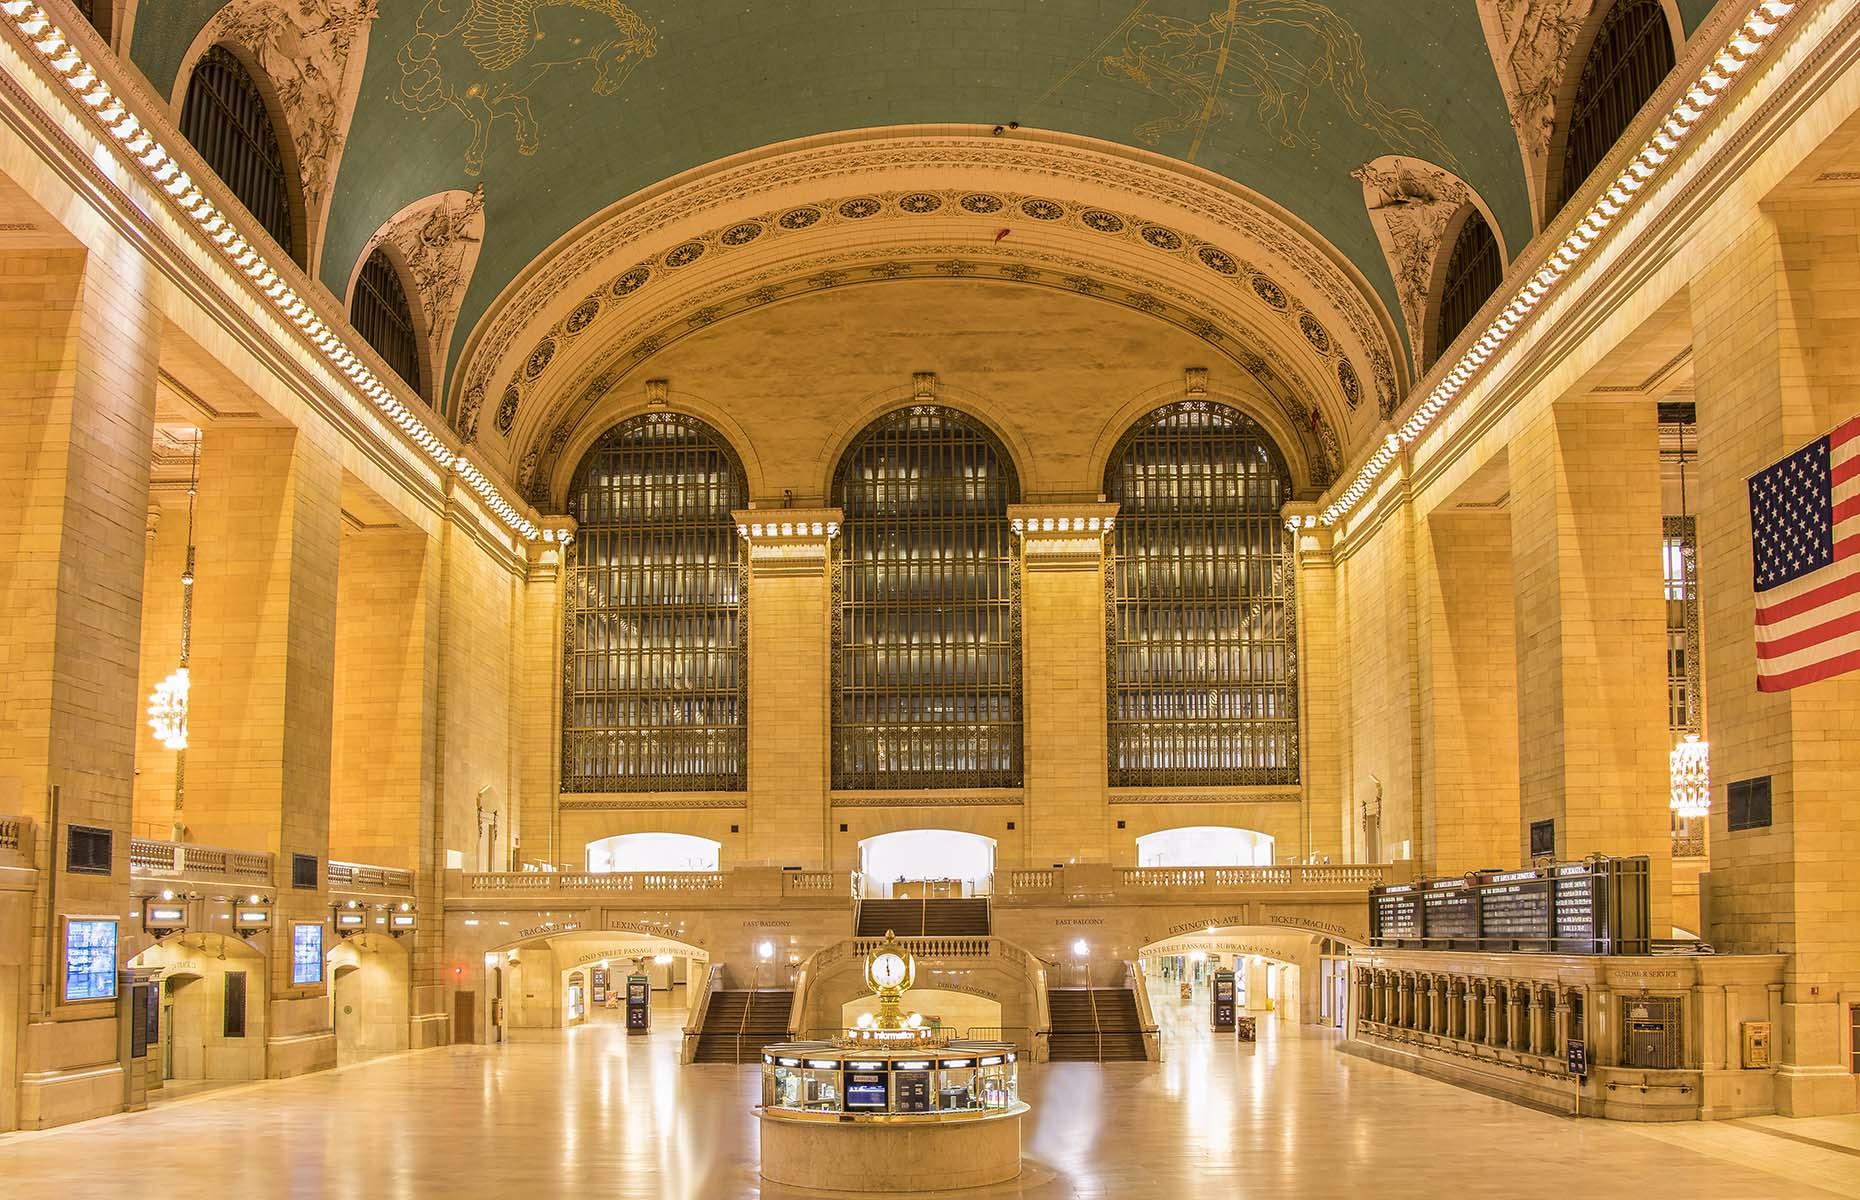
1750, 415, 1860, 691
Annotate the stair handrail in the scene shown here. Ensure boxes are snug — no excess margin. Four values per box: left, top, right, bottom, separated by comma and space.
737, 960, 760, 1064
683, 962, 726, 1064
1126, 960, 1162, 1063
1087, 980, 1104, 1062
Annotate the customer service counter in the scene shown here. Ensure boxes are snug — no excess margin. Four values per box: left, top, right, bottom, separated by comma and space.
757, 1039, 1026, 1190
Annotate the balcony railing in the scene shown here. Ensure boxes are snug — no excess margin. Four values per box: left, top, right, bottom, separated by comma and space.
998, 862, 1392, 900
129, 838, 272, 884
327, 860, 416, 893
462, 870, 728, 895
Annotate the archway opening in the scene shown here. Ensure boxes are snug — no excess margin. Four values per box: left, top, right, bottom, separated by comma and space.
127, 934, 267, 1092
857, 829, 996, 897
1135, 927, 1338, 1052
584, 832, 721, 873
839, 989, 1003, 1040
328, 934, 410, 1064
1136, 826, 1276, 868
486, 930, 711, 1040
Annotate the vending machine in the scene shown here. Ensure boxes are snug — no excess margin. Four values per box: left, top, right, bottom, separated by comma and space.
1211, 969, 1237, 1031
625, 974, 651, 1034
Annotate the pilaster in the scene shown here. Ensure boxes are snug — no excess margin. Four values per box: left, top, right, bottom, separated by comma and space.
737, 509, 840, 867
516, 517, 572, 870
1287, 507, 1341, 860
1011, 503, 1116, 867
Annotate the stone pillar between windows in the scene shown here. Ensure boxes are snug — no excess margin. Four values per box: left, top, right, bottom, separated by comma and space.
737, 510, 839, 868
515, 518, 572, 870
1012, 504, 1115, 867
1289, 512, 1342, 859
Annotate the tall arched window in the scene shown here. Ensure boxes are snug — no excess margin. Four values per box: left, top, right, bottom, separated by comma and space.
351, 249, 424, 397
562, 413, 747, 792
1430, 210, 1504, 369
1554, 0, 1675, 214
833, 406, 1021, 790
72, 0, 110, 39
179, 46, 300, 265
1104, 401, 1297, 787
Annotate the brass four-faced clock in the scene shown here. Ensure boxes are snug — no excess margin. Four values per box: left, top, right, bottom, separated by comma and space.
863, 930, 916, 1030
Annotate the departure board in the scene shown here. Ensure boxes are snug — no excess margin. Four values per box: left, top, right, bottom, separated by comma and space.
1478, 881, 1552, 942
1369, 856, 1648, 954
1372, 889, 1421, 940
1421, 885, 1479, 941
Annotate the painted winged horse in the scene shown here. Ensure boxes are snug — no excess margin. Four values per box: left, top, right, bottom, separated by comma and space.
396, 0, 657, 175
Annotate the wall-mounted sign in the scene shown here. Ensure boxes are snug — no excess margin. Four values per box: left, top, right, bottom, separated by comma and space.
1369, 856, 1649, 955
291, 923, 324, 985
64, 918, 118, 1002
334, 911, 367, 930
390, 913, 417, 929
143, 899, 187, 932
235, 908, 271, 930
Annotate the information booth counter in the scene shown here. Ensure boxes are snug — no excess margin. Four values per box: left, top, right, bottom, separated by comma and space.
757, 1038, 1026, 1190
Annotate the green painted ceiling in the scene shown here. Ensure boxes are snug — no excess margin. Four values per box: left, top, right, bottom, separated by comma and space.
132, 1, 1722, 392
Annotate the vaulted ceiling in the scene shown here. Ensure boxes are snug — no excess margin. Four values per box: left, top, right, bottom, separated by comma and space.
128, 0, 1720, 407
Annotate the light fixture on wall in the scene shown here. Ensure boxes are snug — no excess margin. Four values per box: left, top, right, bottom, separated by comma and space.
1670, 733, 1710, 818
148, 432, 201, 841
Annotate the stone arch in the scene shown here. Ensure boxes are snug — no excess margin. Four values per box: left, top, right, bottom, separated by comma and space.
814, 380, 1038, 507
545, 387, 768, 513
1087, 378, 1322, 499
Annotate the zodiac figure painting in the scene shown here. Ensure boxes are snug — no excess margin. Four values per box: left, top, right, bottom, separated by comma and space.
396, 0, 658, 175
1095, 1, 1457, 165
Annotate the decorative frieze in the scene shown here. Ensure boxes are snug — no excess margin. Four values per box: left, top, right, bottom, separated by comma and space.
1009, 502, 1118, 569
734, 507, 841, 576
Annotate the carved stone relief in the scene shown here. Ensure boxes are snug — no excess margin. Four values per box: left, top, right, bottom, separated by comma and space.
355, 186, 487, 411
194, 0, 378, 269
1475, 0, 1595, 225
1353, 155, 1477, 384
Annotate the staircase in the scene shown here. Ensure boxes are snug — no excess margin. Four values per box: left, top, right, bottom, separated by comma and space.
691, 989, 792, 1063
855, 897, 990, 938
1046, 987, 1148, 1062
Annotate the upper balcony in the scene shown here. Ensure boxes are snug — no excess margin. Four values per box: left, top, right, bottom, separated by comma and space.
129, 838, 416, 906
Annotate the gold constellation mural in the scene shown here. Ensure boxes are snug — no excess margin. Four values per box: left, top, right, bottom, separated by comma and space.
396, 0, 658, 175
1085, 1, 1458, 166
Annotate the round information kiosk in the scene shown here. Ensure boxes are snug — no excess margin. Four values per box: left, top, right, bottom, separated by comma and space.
757, 934, 1027, 1192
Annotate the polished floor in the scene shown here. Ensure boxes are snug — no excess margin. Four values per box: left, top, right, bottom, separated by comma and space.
1, 984, 1856, 1199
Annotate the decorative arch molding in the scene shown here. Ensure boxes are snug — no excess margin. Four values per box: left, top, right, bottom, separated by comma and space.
546, 387, 769, 512
453, 127, 1405, 477
1476, 0, 1684, 231
345, 187, 487, 416
170, 0, 377, 276
1086, 373, 1330, 499
1352, 156, 1509, 382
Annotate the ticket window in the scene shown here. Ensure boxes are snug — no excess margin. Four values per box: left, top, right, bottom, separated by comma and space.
1621, 996, 1684, 1070
938, 1063, 980, 1111
894, 1070, 932, 1113
800, 1066, 841, 1112
976, 1060, 1016, 1110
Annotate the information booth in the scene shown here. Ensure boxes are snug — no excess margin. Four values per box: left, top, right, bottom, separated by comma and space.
1211, 969, 1237, 1031
625, 974, 650, 1034
756, 933, 1027, 1192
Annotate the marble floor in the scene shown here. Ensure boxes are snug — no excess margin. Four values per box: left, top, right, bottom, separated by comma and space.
1, 984, 1856, 1200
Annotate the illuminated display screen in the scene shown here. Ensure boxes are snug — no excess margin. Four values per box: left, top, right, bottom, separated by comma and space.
291, 923, 324, 985
64, 919, 117, 1002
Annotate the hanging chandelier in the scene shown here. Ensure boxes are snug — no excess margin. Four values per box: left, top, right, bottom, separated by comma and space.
147, 666, 190, 749
147, 431, 200, 755
1670, 733, 1710, 818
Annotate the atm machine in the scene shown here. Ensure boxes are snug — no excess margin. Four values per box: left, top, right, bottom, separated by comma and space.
1211, 969, 1237, 1031
625, 974, 651, 1034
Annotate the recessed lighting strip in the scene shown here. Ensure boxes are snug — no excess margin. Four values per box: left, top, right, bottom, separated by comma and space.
0, 2, 540, 542
1295, 0, 1802, 533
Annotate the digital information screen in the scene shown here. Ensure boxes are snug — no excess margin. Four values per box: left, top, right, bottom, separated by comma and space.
64, 919, 118, 1002
1369, 857, 1646, 954
1421, 886, 1478, 941
844, 1073, 888, 1110
1371, 889, 1421, 939
291, 923, 324, 985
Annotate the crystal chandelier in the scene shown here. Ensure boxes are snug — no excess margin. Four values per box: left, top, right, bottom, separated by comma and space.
1670, 733, 1710, 818
147, 433, 200, 758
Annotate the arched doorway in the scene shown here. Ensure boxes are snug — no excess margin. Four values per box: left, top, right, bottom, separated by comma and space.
127, 934, 267, 1091
327, 934, 410, 1064
584, 832, 721, 873
1135, 928, 1339, 1050
485, 929, 711, 1041
839, 988, 1003, 1040
1136, 826, 1275, 867
857, 829, 996, 897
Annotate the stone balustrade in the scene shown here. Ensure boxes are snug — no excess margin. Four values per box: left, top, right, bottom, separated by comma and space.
327, 860, 417, 894
128, 838, 273, 886
996, 862, 1393, 902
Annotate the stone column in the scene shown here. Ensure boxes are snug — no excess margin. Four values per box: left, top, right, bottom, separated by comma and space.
1012, 504, 1115, 868
1419, 510, 1520, 874
514, 517, 572, 870
1288, 509, 1344, 858
736, 510, 839, 868
0, 248, 159, 1128
1692, 206, 1860, 1116
1434, 977, 1449, 1035
186, 425, 343, 1078
1509, 392, 1672, 930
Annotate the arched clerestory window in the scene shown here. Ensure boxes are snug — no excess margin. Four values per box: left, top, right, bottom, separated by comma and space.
351, 248, 424, 398
561, 413, 748, 792
832, 405, 1022, 790
1553, 0, 1676, 215
71, 0, 111, 40
1104, 401, 1298, 787
1429, 209, 1504, 370
179, 45, 301, 266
